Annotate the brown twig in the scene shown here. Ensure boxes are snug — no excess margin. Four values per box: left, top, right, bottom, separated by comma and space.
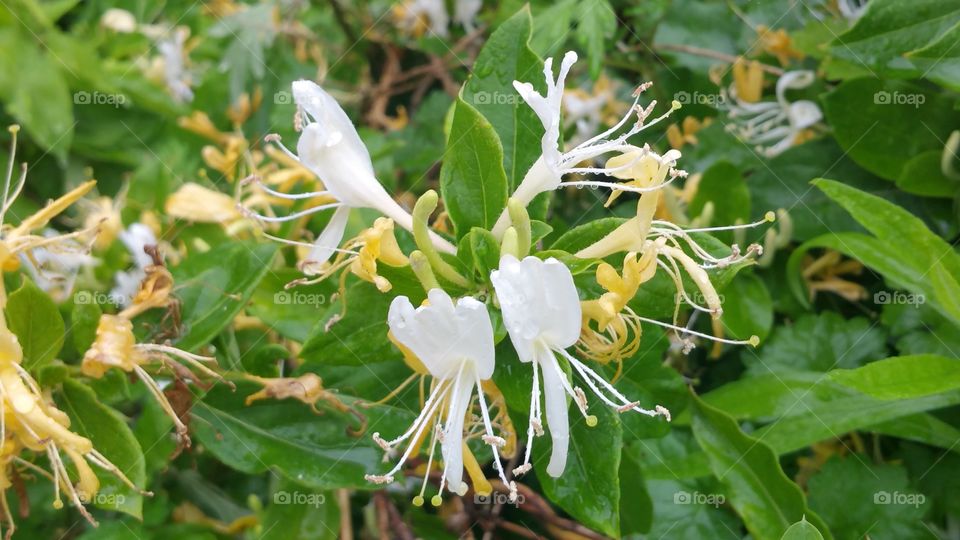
373, 490, 415, 540
655, 43, 785, 76
337, 489, 353, 540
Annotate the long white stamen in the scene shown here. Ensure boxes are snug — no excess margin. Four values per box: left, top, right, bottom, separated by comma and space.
375, 384, 449, 480
656, 212, 774, 234
248, 177, 331, 201
241, 201, 343, 223
557, 348, 662, 417
635, 315, 759, 346
474, 371, 511, 486
557, 175, 679, 193
263, 134, 301, 163
381, 381, 450, 447
260, 232, 360, 255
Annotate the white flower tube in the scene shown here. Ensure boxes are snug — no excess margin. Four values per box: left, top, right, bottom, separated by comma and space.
490, 255, 668, 477
367, 289, 513, 503
246, 80, 455, 273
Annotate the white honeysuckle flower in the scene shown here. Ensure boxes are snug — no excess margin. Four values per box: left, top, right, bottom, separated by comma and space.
723, 70, 822, 157
245, 80, 455, 274
366, 289, 515, 504
490, 255, 669, 478
111, 223, 157, 306
453, 0, 482, 32
493, 51, 681, 236
20, 229, 96, 302
158, 27, 193, 103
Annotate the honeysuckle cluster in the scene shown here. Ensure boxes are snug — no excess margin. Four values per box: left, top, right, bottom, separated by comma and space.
242, 50, 774, 506
719, 60, 823, 157
0, 126, 150, 535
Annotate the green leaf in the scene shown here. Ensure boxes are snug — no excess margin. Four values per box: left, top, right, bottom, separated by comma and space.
829, 354, 960, 399
644, 477, 740, 538
530, 0, 577, 55
788, 179, 960, 325
551, 217, 626, 253
744, 312, 887, 375
461, 6, 543, 191
689, 161, 751, 244
463, 227, 501, 279
575, 0, 616, 78
247, 269, 338, 343
907, 20, 960, 91
782, 517, 825, 540
70, 300, 102, 357
896, 151, 958, 198
619, 453, 652, 535
0, 28, 73, 161
439, 98, 509, 238
492, 343, 622, 537
533, 390, 622, 538
695, 371, 960, 459
718, 272, 773, 342
807, 457, 929, 540
830, 0, 960, 76
746, 138, 910, 241
690, 393, 832, 540
821, 79, 960, 181
260, 478, 339, 540
300, 282, 398, 366
6, 278, 65, 370
57, 379, 146, 519
173, 242, 277, 351
193, 382, 412, 490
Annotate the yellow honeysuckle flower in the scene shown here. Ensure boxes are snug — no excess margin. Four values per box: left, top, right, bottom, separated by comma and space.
578, 251, 659, 372
733, 57, 764, 103
165, 183, 244, 226
0, 327, 143, 533
666, 116, 712, 150
82, 314, 225, 444
576, 147, 765, 356
756, 25, 805, 67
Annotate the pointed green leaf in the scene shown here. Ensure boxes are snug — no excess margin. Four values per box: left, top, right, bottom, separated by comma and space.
690, 393, 832, 540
